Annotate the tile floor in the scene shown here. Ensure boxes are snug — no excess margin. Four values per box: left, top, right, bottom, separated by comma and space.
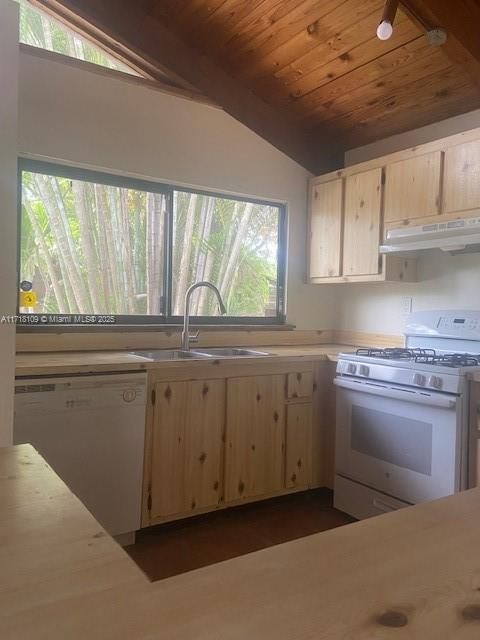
126, 489, 354, 581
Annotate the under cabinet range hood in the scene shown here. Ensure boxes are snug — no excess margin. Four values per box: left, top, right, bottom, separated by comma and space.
380, 217, 480, 255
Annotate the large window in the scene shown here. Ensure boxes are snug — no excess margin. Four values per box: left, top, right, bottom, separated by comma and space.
18, 161, 286, 326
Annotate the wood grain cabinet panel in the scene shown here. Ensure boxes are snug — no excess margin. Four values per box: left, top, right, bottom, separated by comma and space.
469, 381, 480, 489
311, 362, 336, 489
285, 403, 312, 490
149, 379, 225, 519
343, 168, 382, 277
287, 371, 313, 399
444, 140, 480, 215
309, 178, 343, 278
225, 375, 285, 503
384, 152, 442, 224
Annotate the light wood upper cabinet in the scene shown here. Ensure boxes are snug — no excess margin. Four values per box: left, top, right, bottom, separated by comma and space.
149, 379, 225, 519
308, 169, 414, 284
225, 375, 285, 503
444, 139, 480, 215
384, 152, 442, 224
343, 168, 382, 277
309, 178, 343, 278
308, 127, 480, 284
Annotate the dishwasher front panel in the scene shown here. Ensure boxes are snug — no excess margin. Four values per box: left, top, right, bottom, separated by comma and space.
14, 373, 147, 537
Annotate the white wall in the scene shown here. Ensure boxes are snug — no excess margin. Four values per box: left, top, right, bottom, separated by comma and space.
0, 0, 18, 446
18, 49, 336, 330
338, 110, 480, 336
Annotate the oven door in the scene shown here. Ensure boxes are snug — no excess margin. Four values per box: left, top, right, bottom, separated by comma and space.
334, 377, 462, 504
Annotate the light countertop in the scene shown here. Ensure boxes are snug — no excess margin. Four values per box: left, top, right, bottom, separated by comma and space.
15, 344, 353, 376
3, 444, 480, 639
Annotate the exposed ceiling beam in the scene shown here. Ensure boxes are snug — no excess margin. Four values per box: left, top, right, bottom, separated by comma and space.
401, 0, 480, 88
31, 0, 341, 174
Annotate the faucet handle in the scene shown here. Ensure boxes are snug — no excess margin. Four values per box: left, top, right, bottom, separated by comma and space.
189, 331, 200, 343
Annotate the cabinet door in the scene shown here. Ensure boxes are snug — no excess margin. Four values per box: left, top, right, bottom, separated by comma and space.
285, 403, 312, 489
444, 140, 480, 215
225, 375, 285, 502
150, 379, 225, 518
311, 362, 336, 490
384, 152, 442, 224
343, 168, 382, 277
309, 178, 343, 278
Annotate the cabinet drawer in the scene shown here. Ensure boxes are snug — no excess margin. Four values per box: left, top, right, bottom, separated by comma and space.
287, 371, 313, 399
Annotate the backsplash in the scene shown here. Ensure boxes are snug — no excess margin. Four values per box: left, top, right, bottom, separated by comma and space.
337, 251, 480, 335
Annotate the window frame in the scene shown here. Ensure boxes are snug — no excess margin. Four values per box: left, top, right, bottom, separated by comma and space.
17, 159, 287, 327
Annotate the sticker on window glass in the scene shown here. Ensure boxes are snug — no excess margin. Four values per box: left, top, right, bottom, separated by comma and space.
19, 291, 37, 307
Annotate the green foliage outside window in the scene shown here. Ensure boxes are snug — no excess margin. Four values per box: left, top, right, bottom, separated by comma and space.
19, 0, 137, 75
20, 167, 283, 321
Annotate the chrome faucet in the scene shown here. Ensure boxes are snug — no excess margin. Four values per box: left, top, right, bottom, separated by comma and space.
182, 282, 227, 350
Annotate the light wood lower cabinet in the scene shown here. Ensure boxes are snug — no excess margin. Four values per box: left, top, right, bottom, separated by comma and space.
287, 370, 314, 399
143, 362, 329, 527
312, 362, 337, 489
285, 402, 312, 489
225, 375, 285, 503
469, 381, 480, 488
148, 379, 225, 520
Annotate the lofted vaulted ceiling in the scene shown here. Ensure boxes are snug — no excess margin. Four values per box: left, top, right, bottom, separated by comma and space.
31, 0, 480, 174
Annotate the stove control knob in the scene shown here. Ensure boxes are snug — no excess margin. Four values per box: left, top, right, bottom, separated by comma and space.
429, 375, 443, 390
359, 365, 370, 377
346, 363, 357, 375
413, 373, 426, 387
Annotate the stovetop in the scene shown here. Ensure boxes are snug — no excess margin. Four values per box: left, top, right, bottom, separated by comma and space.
355, 348, 480, 368
337, 347, 480, 394
337, 311, 480, 394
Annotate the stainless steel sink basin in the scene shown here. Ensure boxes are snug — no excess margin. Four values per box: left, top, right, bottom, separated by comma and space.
190, 348, 270, 358
129, 349, 212, 361
129, 348, 270, 361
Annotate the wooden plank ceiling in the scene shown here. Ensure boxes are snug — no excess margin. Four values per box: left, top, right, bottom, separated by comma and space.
32, 0, 480, 174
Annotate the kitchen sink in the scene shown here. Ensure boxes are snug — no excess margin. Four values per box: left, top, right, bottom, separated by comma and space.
129, 348, 270, 361
129, 349, 212, 361
190, 348, 270, 358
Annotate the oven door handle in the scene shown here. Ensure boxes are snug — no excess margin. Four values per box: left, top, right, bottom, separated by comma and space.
334, 377, 458, 409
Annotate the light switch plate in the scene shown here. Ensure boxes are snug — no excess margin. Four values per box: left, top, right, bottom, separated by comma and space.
402, 297, 413, 315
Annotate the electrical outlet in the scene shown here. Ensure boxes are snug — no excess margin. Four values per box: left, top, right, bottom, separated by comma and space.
402, 297, 412, 315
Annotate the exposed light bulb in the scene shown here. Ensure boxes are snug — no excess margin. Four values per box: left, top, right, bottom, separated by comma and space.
376, 20, 393, 40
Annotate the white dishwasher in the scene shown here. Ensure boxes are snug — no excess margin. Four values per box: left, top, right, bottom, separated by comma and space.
14, 372, 147, 544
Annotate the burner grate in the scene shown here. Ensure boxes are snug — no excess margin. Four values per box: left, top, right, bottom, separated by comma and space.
414, 353, 480, 367
355, 348, 435, 360
355, 348, 480, 367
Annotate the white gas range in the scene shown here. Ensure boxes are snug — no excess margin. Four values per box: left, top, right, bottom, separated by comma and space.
334, 310, 480, 520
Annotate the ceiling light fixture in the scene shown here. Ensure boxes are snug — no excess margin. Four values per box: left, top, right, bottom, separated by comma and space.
376, 0, 399, 40
426, 27, 447, 46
